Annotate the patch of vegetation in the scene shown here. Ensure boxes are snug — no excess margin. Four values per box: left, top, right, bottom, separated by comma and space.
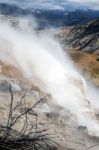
0, 84, 57, 150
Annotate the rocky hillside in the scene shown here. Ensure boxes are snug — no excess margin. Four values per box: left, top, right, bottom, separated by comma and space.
61, 18, 99, 53
56, 18, 99, 87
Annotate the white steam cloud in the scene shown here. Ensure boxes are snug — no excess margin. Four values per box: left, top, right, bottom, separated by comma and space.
0, 17, 99, 136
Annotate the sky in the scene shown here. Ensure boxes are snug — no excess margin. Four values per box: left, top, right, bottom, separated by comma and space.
0, 0, 99, 10
68, 0, 99, 10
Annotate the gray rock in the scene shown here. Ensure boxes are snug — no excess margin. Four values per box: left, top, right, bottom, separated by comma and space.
0, 79, 21, 92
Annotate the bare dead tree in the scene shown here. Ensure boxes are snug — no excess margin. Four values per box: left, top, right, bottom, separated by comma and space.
0, 84, 57, 150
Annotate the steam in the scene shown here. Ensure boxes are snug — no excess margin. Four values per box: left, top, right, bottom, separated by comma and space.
0, 17, 99, 136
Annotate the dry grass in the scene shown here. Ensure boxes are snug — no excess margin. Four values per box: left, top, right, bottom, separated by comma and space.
68, 49, 99, 85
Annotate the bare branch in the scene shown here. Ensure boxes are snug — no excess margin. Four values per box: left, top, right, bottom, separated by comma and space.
10, 96, 47, 127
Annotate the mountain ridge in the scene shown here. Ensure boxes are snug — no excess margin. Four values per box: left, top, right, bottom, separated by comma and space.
1, 3, 99, 28
60, 18, 99, 53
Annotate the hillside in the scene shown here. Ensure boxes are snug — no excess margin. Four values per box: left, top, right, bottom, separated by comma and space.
68, 50, 99, 86
61, 18, 99, 53
55, 18, 99, 87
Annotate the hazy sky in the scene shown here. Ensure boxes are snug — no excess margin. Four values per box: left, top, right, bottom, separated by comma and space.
0, 0, 99, 10
68, 0, 99, 9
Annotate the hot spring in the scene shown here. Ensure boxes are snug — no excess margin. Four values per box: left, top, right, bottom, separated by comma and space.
0, 17, 99, 136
